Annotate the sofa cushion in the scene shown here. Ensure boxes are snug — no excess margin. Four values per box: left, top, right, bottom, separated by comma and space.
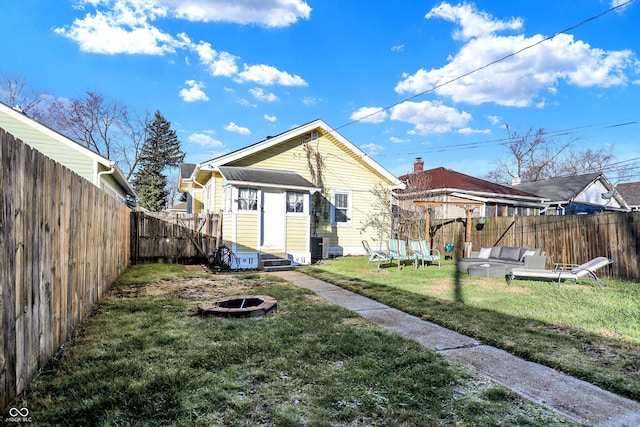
490, 247, 502, 258
478, 247, 492, 259
500, 247, 522, 261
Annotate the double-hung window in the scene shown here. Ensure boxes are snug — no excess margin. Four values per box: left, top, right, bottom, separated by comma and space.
331, 190, 351, 226
238, 187, 257, 211
286, 192, 305, 213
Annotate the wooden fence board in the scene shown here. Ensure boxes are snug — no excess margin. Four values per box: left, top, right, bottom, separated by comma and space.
1, 128, 131, 411
431, 212, 639, 280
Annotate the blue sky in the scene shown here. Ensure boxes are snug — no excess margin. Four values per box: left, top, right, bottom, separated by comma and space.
2, 0, 639, 181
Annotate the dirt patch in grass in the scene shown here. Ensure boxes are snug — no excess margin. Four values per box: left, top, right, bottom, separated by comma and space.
111, 276, 273, 300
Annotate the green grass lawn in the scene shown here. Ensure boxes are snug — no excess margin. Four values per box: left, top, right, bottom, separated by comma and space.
302, 256, 640, 402
9, 264, 579, 426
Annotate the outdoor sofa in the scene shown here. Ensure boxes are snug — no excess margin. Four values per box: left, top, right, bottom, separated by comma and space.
457, 246, 546, 274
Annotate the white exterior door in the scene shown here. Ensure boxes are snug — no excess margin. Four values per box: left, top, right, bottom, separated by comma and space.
261, 191, 285, 250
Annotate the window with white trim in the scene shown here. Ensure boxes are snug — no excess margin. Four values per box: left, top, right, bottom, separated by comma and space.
238, 187, 257, 211
331, 190, 351, 226
286, 192, 305, 213
223, 186, 232, 212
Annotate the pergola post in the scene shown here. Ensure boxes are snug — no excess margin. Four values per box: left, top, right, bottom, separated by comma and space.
413, 200, 482, 258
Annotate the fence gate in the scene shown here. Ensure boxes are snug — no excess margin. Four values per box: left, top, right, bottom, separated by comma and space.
130, 211, 220, 264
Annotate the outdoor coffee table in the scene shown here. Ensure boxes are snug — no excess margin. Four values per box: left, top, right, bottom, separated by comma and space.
468, 263, 506, 278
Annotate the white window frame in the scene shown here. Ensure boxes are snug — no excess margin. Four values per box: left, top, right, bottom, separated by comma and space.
286, 191, 306, 215
330, 189, 352, 226
223, 186, 232, 213
237, 187, 258, 212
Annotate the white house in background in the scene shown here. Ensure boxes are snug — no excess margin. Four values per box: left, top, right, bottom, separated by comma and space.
0, 101, 135, 206
513, 172, 630, 215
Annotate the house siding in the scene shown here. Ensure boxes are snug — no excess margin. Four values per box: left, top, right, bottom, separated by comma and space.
286, 217, 309, 252
0, 117, 95, 182
235, 214, 258, 252
228, 133, 387, 255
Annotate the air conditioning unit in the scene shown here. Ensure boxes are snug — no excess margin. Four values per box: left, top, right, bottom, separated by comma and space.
321, 237, 330, 259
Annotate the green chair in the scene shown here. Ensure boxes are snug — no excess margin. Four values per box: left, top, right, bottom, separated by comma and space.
410, 240, 441, 269
389, 239, 416, 270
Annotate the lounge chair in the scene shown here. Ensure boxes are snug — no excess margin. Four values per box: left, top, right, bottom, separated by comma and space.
410, 240, 441, 269
362, 240, 392, 270
389, 239, 416, 270
507, 256, 613, 289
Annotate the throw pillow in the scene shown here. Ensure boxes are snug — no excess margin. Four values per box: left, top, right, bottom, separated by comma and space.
519, 249, 537, 262
478, 247, 492, 259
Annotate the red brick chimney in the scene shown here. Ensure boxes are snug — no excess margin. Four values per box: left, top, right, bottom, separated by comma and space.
414, 157, 424, 172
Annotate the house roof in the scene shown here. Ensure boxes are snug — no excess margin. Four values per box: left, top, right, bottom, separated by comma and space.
398, 167, 542, 200
514, 173, 602, 201
0, 101, 135, 199
616, 182, 640, 206
191, 119, 404, 189
218, 166, 320, 192
180, 163, 196, 179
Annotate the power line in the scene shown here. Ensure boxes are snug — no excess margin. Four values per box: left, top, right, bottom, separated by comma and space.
327, 0, 635, 132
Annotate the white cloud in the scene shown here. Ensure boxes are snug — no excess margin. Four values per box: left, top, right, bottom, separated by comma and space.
224, 122, 251, 135
236, 64, 307, 86
391, 44, 404, 52
250, 87, 279, 102
390, 136, 410, 143
395, 2, 637, 107
425, 2, 523, 41
456, 127, 491, 135
179, 80, 209, 102
55, 1, 307, 87
350, 106, 388, 124
486, 115, 502, 125
54, 1, 181, 55
302, 97, 321, 105
390, 100, 472, 135
158, 0, 312, 28
264, 114, 277, 122
360, 143, 384, 156
188, 132, 224, 147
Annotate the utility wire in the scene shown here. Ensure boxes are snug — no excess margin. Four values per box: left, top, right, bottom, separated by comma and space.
329, 0, 635, 131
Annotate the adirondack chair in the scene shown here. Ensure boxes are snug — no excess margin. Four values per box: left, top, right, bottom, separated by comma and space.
507, 257, 613, 289
389, 239, 416, 270
362, 240, 392, 271
410, 240, 441, 268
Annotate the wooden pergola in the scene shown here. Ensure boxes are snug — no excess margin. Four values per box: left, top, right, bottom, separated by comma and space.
413, 200, 483, 257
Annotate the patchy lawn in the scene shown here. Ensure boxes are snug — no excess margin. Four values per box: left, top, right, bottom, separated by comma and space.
302, 256, 640, 402
8, 264, 578, 426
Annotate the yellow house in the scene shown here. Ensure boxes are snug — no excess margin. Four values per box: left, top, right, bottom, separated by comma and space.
179, 119, 404, 268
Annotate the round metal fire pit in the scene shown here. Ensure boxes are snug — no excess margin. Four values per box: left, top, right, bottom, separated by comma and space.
198, 295, 277, 318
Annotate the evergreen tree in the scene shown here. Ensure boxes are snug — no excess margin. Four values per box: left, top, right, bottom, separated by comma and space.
133, 111, 185, 211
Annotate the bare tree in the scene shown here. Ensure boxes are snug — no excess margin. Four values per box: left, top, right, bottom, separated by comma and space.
117, 110, 150, 180
47, 91, 128, 159
486, 125, 571, 184
0, 71, 49, 117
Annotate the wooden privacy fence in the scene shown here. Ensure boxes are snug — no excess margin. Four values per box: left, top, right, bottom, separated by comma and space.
130, 211, 220, 264
0, 129, 131, 411
433, 212, 639, 281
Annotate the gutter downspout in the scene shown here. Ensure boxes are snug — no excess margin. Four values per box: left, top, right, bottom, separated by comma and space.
97, 161, 116, 188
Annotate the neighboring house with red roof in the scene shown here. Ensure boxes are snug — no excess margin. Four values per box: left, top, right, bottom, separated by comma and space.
396, 158, 547, 219
616, 182, 640, 211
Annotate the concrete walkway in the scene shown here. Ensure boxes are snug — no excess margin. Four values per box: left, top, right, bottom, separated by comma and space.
272, 270, 640, 427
